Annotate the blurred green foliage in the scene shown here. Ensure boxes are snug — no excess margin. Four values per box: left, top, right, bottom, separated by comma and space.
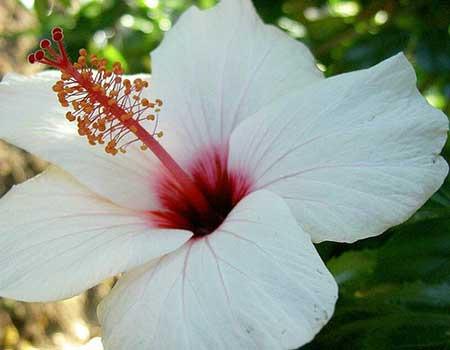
1, 0, 450, 349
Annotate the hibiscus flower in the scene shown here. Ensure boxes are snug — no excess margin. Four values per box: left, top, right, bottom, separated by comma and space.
0, 0, 447, 349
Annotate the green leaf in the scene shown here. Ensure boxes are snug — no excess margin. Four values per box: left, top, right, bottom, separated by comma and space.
327, 250, 377, 292
306, 221, 450, 350
304, 279, 450, 349
304, 308, 450, 350
34, 0, 50, 22
428, 177, 450, 208
375, 218, 450, 284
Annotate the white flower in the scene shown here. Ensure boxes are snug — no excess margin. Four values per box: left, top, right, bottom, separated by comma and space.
0, 0, 447, 349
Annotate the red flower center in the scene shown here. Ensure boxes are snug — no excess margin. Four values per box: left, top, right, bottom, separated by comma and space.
150, 146, 252, 238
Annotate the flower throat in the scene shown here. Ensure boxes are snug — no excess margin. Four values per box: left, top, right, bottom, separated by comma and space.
29, 28, 252, 237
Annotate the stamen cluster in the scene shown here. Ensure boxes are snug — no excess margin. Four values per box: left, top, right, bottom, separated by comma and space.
28, 27, 163, 156
53, 54, 163, 155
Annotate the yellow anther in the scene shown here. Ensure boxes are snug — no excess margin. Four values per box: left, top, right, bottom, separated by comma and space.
91, 56, 99, 66
147, 114, 155, 121
88, 134, 97, 145
77, 56, 86, 66
83, 105, 94, 113
61, 72, 71, 81
79, 48, 87, 56
66, 112, 76, 122
113, 66, 123, 75
120, 113, 132, 121
157, 131, 164, 138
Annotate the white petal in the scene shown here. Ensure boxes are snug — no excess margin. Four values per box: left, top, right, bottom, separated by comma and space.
151, 0, 322, 164
0, 166, 191, 302
229, 53, 449, 243
0, 71, 160, 210
99, 190, 337, 350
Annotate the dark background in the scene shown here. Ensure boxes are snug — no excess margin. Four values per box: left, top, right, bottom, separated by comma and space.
0, 0, 449, 349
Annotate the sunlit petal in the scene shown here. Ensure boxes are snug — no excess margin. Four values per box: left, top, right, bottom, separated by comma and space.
229, 53, 448, 243
0, 166, 191, 302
